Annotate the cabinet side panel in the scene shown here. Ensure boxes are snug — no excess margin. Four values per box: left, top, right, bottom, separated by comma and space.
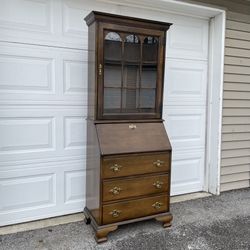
86, 22, 101, 224
86, 120, 101, 224
87, 22, 97, 119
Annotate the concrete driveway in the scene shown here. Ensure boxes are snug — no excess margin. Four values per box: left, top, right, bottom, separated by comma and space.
1, 188, 249, 250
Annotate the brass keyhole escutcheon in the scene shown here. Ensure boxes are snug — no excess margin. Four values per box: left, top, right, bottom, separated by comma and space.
109, 187, 122, 195
109, 209, 122, 218
153, 181, 164, 189
129, 124, 136, 129
153, 160, 164, 167
152, 202, 163, 210
110, 164, 122, 173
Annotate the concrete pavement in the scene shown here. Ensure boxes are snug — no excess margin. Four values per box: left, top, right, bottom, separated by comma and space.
1, 188, 249, 250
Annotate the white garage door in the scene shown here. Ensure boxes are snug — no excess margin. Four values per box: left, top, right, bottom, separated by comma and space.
0, 0, 208, 226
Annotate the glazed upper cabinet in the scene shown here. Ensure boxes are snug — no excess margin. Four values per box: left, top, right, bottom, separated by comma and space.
101, 28, 165, 119
85, 13, 168, 120
84, 11, 172, 243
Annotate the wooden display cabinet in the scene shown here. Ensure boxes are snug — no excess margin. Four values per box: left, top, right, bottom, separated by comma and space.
84, 11, 172, 243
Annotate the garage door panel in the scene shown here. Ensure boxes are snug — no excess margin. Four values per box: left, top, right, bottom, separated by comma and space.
0, 159, 88, 226
64, 116, 86, 150
0, 43, 87, 106
0, 173, 55, 212
0, 0, 52, 33
163, 107, 206, 150
171, 151, 205, 195
166, 19, 208, 60
64, 170, 85, 204
0, 0, 118, 50
0, 107, 86, 162
164, 59, 207, 106
0, 117, 55, 153
63, 60, 86, 95
0, 54, 54, 93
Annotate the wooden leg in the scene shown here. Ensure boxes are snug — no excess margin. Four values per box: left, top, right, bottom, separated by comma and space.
84, 216, 91, 225
95, 225, 118, 243
83, 208, 91, 225
156, 214, 173, 228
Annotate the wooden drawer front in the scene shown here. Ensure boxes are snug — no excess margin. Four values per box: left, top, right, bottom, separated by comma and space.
103, 174, 169, 202
102, 195, 168, 224
102, 153, 170, 179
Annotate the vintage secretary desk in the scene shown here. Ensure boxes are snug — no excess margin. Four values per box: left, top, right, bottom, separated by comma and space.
84, 11, 172, 243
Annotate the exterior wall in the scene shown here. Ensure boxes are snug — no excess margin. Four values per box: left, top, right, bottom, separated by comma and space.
221, 11, 250, 191
190, 0, 250, 192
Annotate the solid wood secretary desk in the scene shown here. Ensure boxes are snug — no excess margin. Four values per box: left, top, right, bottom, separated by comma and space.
84, 11, 173, 243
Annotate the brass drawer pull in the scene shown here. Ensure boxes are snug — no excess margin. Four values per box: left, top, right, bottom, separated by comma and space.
153, 181, 164, 189
152, 202, 163, 210
109, 187, 122, 195
153, 160, 164, 167
109, 209, 122, 218
110, 164, 122, 172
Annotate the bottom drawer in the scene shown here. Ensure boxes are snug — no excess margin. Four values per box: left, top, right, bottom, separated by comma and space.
102, 194, 168, 224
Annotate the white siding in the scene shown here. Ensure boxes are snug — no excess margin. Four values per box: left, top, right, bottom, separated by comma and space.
221, 11, 250, 191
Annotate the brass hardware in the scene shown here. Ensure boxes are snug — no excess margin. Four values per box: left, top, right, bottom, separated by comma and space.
110, 164, 122, 172
152, 202, 163, 210
129, 124, 136, 129
98, 64, 102, 76
153, 160, 164, 167
109, 209, 122, 218
153, 181, 164, 189
109, 187, 122, 195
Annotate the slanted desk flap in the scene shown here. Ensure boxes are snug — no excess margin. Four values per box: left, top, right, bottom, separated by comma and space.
96, 122, 171, 155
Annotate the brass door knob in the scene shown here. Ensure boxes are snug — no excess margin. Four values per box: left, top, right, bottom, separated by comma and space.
152, 202, 163, 210
109, 209, 122, 218
109, 187, 122, 195
153, 181, 164, 189
153, 160, 164, 167
110, 164, 122, 172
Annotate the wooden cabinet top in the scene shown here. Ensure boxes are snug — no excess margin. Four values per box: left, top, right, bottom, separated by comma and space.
85, 11, 172, 30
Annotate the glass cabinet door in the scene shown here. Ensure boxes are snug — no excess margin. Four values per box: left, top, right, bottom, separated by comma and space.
101, 29, 162, 119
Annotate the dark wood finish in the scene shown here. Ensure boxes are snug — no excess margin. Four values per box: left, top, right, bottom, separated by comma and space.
96, 123, 171, 155
156, 214, 173, 228
94, 119, 165, 124
102, 152, 170, 179
84, 11, 172, 243
102, 194, 168, 224
86, 120, 101, 224
103, 174, 169, 202
84, 206, 172, 243
85, 11, 172, 31
95, 225, 118, 243
85, 11, 171, 121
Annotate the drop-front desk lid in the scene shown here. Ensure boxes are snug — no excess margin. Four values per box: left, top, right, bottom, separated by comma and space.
96, 122, 171, 155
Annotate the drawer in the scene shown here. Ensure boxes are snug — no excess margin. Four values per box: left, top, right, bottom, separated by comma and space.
102, 194, 168, 224
102, 153, 170, 179
103, 174, 169, 202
